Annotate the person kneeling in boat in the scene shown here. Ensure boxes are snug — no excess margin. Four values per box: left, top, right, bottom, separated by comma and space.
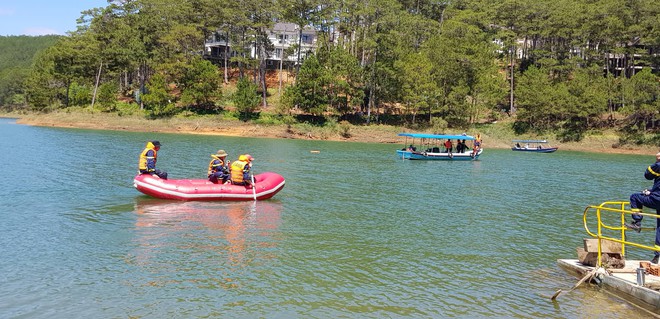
208, 149, 230, 184
138, 140, 168, 179
230, 154, 254, 187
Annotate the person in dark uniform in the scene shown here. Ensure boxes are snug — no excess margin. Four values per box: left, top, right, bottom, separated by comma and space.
208, 149, 230, 184
138, 140, 167, 179
626, 152, 660, 264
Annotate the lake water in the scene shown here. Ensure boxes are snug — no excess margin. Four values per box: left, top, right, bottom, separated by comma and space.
0, 117, 657, 318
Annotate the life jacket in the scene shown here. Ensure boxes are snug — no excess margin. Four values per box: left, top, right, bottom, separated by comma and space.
138, 142, 158, 172
230, 160, 248, 183
208, 157, 226, 176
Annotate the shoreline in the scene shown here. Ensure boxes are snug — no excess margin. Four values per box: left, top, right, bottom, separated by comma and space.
3, 111, 658, 156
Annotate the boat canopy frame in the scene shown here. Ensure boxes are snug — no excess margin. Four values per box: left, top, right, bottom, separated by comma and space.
399, 133, 476, 141
512, 139, 550, 144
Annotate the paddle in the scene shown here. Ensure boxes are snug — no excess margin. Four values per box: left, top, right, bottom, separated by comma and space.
251, 172, 257, 201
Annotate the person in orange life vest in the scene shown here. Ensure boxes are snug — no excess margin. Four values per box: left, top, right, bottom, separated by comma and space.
230, 154, 254, 187
208, 149, 230, 184
138, 140, 168, 179
626, 152, 660, 264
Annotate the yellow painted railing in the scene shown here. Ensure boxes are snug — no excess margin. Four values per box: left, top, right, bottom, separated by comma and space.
583, 201, 659, 267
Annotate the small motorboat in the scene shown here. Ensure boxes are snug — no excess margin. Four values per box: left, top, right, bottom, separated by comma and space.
511, 140, 558, 153
133, 172, 285, 201
396, 133, 483, 161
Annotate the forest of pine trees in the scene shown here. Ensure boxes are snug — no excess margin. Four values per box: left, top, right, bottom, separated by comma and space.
0, 0, 659, 142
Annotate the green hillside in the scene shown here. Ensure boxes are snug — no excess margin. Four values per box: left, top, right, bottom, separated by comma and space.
0, 35, 61, 106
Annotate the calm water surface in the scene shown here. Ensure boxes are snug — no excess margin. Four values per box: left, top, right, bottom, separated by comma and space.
0, 117, 657, 318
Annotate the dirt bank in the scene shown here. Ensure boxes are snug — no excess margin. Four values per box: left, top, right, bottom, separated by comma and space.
4, 111, 658, 156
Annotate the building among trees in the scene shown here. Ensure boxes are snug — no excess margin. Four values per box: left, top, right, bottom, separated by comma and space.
204, 22, 318, 70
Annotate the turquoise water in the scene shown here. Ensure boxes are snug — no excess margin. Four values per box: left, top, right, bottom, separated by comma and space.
0, 117, 656, 318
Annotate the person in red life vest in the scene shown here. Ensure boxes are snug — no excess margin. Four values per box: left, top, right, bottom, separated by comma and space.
626, 152, 660, 264
138, 140, 167, 179
208, 149, 230, 184
230, 154, 254, 187
444, 139, 453, 153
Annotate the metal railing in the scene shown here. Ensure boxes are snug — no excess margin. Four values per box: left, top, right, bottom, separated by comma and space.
583, 201, 659, 266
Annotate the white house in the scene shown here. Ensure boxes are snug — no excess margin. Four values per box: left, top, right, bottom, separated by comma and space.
204, 22, 318, 69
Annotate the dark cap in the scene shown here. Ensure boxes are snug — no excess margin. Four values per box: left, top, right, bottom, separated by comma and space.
152, 140, 161, 147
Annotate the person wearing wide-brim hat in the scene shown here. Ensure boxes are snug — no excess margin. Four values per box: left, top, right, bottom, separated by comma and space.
208, 149, 230, 184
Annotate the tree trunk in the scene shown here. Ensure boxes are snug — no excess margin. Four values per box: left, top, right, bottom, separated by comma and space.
367, 49, 377, 125
91, 62, 103, 109
224, 31, 229, 84
279, 32, 284, 97
259, 34, 268, 108
296, 26, 303, 80
509, 46, 515, 114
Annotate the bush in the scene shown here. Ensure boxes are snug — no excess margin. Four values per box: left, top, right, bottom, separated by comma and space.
339, 120, 351, 138
116, 101, 140, 116
97, 82, 118, 112
232, 77, 260, 120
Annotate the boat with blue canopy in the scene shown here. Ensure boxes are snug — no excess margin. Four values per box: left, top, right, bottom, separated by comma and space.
511, 140, 558, 153
396, 133, 483, 160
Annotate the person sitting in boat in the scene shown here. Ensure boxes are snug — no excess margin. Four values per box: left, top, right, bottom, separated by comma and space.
407, 144, 416, 152
230, 154, 254, 187
208, 149, 230, 184
138, 140, 167, 179
626, 152, 660, 264
515, 143, 521, 148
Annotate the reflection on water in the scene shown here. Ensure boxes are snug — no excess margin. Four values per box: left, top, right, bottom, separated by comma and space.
132, 198, 282, 276
2, 118, 660, 318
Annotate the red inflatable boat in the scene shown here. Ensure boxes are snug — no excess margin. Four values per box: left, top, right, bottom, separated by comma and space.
133, 172, 285, 201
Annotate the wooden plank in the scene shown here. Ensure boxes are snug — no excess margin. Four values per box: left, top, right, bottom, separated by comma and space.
577, 247, 597, 266
608, 268, 637, 273
584, 238, 622, 253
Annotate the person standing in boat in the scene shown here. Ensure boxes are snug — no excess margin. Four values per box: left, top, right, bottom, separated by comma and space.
626, 151, 660, 264
457, 139, 468, 153
208, 149, 230, 184
444, 139, 453, 153
472, 134, 482, 157
230, 154, 254, 187
138, 140, 168, 179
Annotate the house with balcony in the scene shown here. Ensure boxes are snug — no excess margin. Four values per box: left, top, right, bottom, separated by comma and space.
204, 22, 318, 70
